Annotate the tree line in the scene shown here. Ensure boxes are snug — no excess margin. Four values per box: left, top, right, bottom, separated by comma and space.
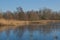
0, 7, 60, 21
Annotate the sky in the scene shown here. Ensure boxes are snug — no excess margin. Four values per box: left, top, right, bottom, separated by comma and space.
0, 0, 60, 12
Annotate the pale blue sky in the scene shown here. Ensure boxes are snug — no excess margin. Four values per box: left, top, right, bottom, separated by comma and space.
0, 0, 60, 12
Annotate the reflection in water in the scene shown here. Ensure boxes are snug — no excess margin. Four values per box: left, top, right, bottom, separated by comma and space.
0, 23, 60, 40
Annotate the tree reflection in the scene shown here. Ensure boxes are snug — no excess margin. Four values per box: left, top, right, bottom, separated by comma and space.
14, 26, 26, 40
0, 23, 59, 40
5, 30, 10, 40
28, 25, 40, 40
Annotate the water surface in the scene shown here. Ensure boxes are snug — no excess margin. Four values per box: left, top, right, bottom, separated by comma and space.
0, 23, 60, 40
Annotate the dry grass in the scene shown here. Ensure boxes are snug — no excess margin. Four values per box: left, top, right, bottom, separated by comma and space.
0, 19, 29, 26
0, 19, 60, 26
0, 19, 60, 31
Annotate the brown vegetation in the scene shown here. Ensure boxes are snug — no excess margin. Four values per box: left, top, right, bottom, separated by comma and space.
0, 7, 60, 20
0, 7, 60, 30
0, 19, 60, 26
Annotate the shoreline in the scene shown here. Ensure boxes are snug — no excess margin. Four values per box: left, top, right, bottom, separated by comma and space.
0, 19, 60, 31
0, 19, 60, 26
